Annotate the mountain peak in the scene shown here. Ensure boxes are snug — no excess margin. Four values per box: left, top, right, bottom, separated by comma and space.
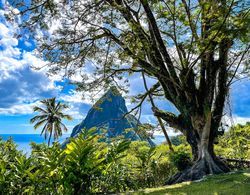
92, 87, 127, 116
107, 86, 121, 96
67, 87, 154, 146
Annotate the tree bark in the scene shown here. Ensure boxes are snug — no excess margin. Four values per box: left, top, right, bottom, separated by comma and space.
167, 114, 230, 184
185, 129, 199, 161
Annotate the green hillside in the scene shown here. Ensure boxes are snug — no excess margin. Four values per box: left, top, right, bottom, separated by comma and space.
132, 170, 250, 195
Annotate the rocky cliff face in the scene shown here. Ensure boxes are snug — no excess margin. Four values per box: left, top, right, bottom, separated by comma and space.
66, 87, 154, 146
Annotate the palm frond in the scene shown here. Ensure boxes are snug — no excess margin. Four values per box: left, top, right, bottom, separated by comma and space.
58, 113, 73, 121
33, 106, 48, 114
30, 115, 48, 124
60, 122, 68, 133
33, 118, 47, 129
53, 121, 63, 139
40, 122, 49, 136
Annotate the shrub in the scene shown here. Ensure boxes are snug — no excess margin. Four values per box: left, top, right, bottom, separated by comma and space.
170, 150, 192, 171
0, 135, 178, 194
215, 123, 250, 159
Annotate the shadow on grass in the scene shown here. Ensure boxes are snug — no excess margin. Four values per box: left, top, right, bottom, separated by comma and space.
131, 170, 250, 195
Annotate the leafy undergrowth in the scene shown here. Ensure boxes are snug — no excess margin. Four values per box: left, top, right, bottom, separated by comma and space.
130, 169, 250, 195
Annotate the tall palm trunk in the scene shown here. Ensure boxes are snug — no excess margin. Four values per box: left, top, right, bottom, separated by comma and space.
48, 130, 53, 146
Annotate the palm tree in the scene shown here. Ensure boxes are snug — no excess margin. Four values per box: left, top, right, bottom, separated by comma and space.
30, 97, 73, 146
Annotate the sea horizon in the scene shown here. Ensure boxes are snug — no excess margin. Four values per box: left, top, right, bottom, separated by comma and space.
0, 134, 166, 154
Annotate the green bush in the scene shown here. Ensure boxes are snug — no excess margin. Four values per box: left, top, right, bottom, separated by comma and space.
2, 122, 249, 194
1, 123, 249, 194
0, 133, 176, 194
170, 150, 192, 171
215, 122, 250, 159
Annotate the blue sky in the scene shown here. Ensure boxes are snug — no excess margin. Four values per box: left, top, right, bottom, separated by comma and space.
0, 1, 250, 135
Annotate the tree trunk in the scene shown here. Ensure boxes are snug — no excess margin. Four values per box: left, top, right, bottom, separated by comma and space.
168, 115, 230, 184
48, 130, 52, 146
185, 128, 199, 161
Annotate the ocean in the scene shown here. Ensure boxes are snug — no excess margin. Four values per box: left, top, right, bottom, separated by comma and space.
0, 134, 166, 154
0, 134, 70, 154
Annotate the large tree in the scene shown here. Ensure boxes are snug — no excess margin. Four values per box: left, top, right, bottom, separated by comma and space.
11, 0, 249, 182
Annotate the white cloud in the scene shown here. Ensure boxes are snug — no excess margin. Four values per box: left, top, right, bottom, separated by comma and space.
60, 91, 83, 103
0, 101, 37, 115
24, 41, 32, 48
65, 106, 86, 120
0, 18, 23, 79
223, 115, 250, 127
0, 22, 9, 37
0, 5, 64, 116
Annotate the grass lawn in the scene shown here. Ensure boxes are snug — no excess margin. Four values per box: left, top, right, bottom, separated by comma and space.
130, 169, 250, 195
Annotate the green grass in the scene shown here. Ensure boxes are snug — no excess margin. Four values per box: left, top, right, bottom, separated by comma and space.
130, 170, 250, 195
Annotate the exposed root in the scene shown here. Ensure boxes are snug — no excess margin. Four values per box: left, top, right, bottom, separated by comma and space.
167, 156, 230, 185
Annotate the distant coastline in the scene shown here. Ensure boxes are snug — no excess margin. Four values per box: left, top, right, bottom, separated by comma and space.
0, 134, 70, 154
0, 134, 166, 154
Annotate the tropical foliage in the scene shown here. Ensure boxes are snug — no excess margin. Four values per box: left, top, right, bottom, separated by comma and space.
0, 123, 249, 194
0, 130, 173, 194
215, 122, 250, 159
30, 98, 72, 146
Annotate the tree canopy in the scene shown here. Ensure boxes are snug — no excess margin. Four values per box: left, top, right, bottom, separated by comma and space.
10, 0, 249, 121
9, 0, 250, 183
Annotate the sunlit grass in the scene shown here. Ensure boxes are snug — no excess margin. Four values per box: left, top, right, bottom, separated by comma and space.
130, 169, 250, 195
